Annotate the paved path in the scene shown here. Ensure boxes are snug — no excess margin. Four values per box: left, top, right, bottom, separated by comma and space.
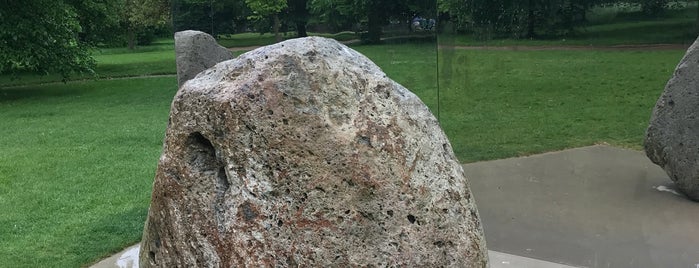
466, 145, 699, 268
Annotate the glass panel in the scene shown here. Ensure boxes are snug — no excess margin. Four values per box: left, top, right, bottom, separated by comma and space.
438, 1, 699, 267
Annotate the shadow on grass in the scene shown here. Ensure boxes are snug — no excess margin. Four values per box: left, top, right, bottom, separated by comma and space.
0, 86, 87, 102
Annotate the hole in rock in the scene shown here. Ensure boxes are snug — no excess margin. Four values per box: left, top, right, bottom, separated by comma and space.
185, 132, 218, 172
217, 167, 229, 193
240, 201, 258, 222
357, 135, 371, 146
407, 214, 416, 224
186, 132, 231, 232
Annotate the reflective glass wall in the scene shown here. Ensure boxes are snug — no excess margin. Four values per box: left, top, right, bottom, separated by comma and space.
437, 1, 699, 267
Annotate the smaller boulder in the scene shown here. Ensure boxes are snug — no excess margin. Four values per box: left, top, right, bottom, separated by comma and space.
174, 30, 234, 87
645, 36, 699, 201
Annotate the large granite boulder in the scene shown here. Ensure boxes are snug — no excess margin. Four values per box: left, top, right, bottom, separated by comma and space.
140, 37, 488, 267
645, 37, 699, 201
175, 30, 234, 87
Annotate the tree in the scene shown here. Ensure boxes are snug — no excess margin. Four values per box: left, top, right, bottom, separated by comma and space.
67, 0, 124, 45
310, 0, 433, 43
635, 0, 669, 16
438, 0, 608, 39
123, 0, 171, 49
172, 0, 252, 37
288, 0, 309, 37
0, 0, 95, 78
308, 0, 358, 33
245, 0, 287, 41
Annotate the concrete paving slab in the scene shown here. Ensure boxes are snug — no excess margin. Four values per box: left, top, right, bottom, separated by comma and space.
90, 244, 139, 268
89, 243, 578, 268
489, 251, 579, 268
465, 145, 699, 268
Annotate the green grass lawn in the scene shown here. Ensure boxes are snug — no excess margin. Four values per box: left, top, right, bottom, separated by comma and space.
438, 48, 683, 162
354, 43, 439, 110
0, 77, 177, 267
0, 30, 688, 267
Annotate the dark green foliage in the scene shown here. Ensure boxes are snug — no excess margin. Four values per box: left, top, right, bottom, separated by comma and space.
0, 0, 170, 78
172, 0, 252, 36
438, 0, 629, 38
288, 0, 310, 37
0, 0, 95, 78
122, 0, 172, 49
308, 0, 359, 32
310, 0, 436, 43
637, 0, 670, 15
66, 0, 123, 45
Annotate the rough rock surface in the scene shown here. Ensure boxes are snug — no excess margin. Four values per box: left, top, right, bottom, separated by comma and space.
140, 37, 488, 267
645, 37, 699, 201
175, 30, 234, 87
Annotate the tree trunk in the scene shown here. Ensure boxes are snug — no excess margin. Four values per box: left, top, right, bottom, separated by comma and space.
273, 14, 281, 42
296, 22, 307, 37
526, 0, 536, 38
366, 7, 382, 44
290, 0, 309, 37
127, 28, 136, 50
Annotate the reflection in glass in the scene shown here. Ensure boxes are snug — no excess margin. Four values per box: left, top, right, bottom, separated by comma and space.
438, 1, 699, 267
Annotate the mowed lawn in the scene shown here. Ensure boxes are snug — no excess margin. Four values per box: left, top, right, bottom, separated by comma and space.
0, 42, 686, 267
438, 48, 684, 161
0, 78, 177, 267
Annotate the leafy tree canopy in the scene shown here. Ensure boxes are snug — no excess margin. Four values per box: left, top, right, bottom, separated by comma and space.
0, 0, 95, 78
438, 0, 619, 38
0, 0, 171, 78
